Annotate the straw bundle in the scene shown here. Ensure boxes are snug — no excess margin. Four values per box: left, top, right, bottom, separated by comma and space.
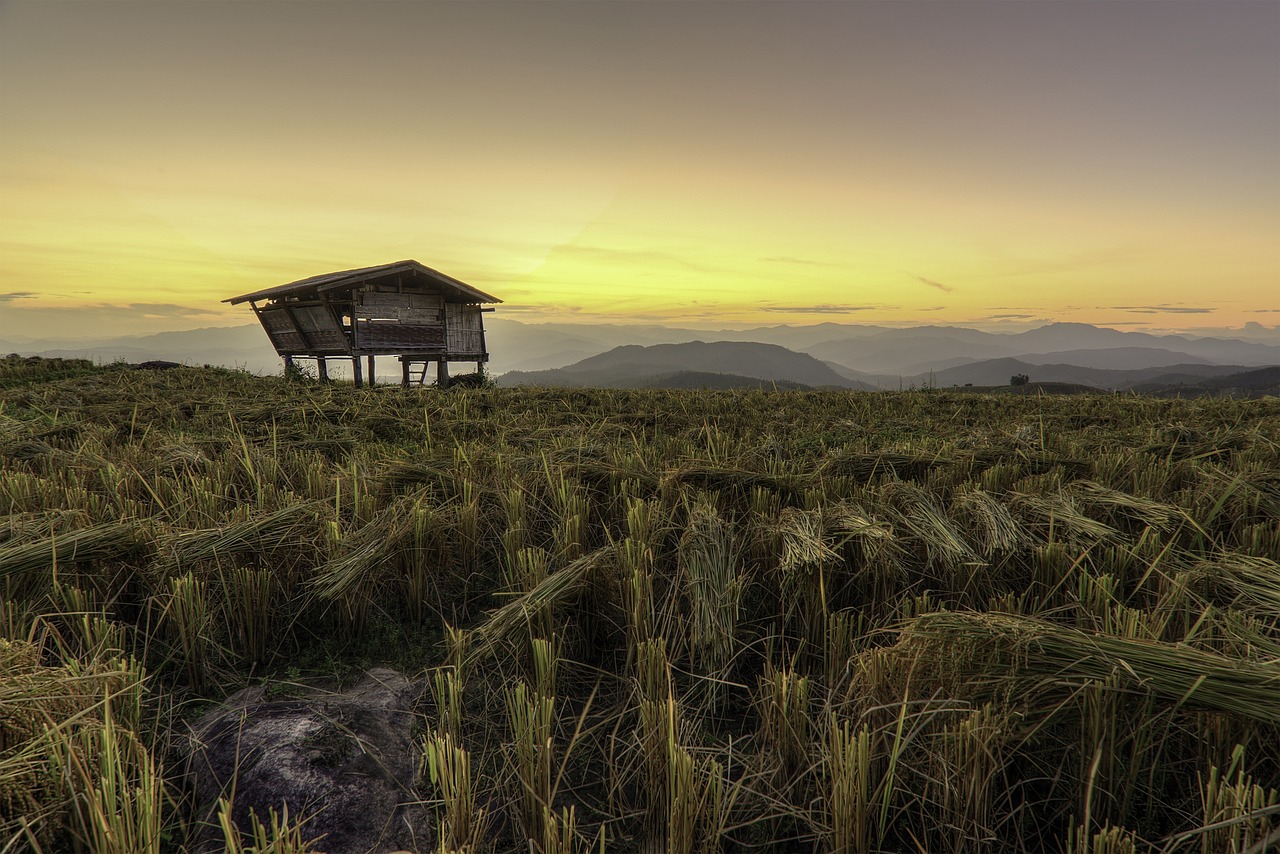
159, 501, 326, 572
900, 612, 1280, 725
0, 521, 144, 579
465, 547, 610, 668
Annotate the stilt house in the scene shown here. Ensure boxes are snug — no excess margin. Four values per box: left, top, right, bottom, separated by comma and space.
225, 261, 500, 387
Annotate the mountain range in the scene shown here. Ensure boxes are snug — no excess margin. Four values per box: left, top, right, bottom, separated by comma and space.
3, 318, 1275, 390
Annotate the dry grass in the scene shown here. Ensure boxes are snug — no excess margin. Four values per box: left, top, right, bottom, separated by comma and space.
1, 362, 1277, 852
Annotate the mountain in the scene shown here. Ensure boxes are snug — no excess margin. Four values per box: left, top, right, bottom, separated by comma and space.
1006, 323, 1275, 366
820, 361, 895, 387
3, 319, 1274, 384
902, 358, 1255, 390
804, 333, 1017, 374
1016, 347, 1213, 370
499, 341, 872, 389
800, 322, 1275, 376
1130, 366, 1280, 396
0, 325, 283, 375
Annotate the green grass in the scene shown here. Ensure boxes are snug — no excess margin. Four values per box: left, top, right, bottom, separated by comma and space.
1, 360, 1277, 852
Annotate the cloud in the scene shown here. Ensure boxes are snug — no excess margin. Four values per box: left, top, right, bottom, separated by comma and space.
761, 256, 842, 268
6, 301, 226, 318
919, 306, 947, 311
911, 274, 954, 293
496, 304, 583, 314
984, 313, 1037, 319
0, 292, 37, 302
990, 246, 1139, 278
760, 304, 891, 314
127, 303, 221, 316
552, 244, 723, 274
1249, 308, 1280, 314
1111, 305, 1215, 314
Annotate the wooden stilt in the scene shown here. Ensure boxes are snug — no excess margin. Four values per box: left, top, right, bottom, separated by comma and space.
401, 358, 411, 389
367, 354, 376, 387
316, 357, 328, 382
352, 355, 363, 389
283, 355, 295, 377
437, 360, 450, 389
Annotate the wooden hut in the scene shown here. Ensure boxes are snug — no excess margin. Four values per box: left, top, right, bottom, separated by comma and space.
225, 260, 500, 388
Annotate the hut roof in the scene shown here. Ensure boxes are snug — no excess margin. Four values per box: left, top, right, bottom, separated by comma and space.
224, 260, 502, 305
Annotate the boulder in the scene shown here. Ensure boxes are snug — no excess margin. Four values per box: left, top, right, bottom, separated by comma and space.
179, 668, 429, 853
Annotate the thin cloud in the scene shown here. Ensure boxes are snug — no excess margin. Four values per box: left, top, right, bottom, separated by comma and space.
985, 313, 1037, 319
128, 303, 221, 316
761, 304, 890, 314
911, 274, 954, 293
761, 256, 842, 268
1111, 305, 1215, 314
553, 244, 722, 274
497, 304, 583, 314
6, 301, 224, 317
0, 292, 37, 302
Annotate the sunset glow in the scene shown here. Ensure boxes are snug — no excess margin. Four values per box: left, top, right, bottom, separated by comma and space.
2, 1, 1277, 338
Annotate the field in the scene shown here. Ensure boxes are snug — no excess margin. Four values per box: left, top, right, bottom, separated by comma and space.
2, 357, 1278, 853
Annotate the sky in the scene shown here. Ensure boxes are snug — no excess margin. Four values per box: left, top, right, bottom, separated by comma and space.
1, 0, 1277, 340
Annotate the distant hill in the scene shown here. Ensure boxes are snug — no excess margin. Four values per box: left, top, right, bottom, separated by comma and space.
805, 333, 1017, 374
1005, 322, 1277, 365
3, 319, 1274, 384
1131, 366, 1280, 397
499, 341, 871, 389
1016, 347, 1213, 370
803, 322, 1276, 376
0, 324, 283, 375
487, 319, 1277, 375
904, 358, 1254, 390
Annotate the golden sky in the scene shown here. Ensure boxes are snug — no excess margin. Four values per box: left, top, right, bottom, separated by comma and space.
1, 1, 1277, 339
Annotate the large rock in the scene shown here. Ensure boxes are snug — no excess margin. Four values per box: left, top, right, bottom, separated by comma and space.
179, 668, 429, 853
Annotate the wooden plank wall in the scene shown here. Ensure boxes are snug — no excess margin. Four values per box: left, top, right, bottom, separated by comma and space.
291, 305, 347, 351
356, 292, 443, 324
258, 307, 308, 351
356, 321, 445, 350
445, 303, 485, 355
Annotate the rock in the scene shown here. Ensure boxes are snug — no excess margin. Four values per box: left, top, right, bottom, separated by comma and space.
178, 668, 430, 853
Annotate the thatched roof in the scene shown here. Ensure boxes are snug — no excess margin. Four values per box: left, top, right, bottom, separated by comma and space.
224, 260, 501, 305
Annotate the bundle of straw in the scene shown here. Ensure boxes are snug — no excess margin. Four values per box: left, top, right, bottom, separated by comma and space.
308, 499, 417, 602
465, 547, 609, 668
1068, 480, 1184, 531
901, 612, 1280, 725
159, 501, 326, 572
1193, 555, 1280, 616
0, 521, 144, 579
373, 458, 452, 494
1010, 492, 1117, 543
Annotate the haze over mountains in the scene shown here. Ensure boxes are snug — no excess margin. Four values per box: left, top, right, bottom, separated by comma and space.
3, 318, 1276, 391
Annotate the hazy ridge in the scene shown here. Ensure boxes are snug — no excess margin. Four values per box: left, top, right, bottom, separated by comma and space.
3, 318, 1275, 390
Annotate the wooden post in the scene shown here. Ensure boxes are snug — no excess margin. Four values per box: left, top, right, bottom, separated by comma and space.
283, 355, 294, 377
437, 359, 450, 389
366, 354, 376, 387
401, 358, 411, 389
316, 356, 328, 382
352, 355, 363, 389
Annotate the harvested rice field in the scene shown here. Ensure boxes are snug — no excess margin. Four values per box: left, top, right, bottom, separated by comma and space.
2, 359, 1278, 852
